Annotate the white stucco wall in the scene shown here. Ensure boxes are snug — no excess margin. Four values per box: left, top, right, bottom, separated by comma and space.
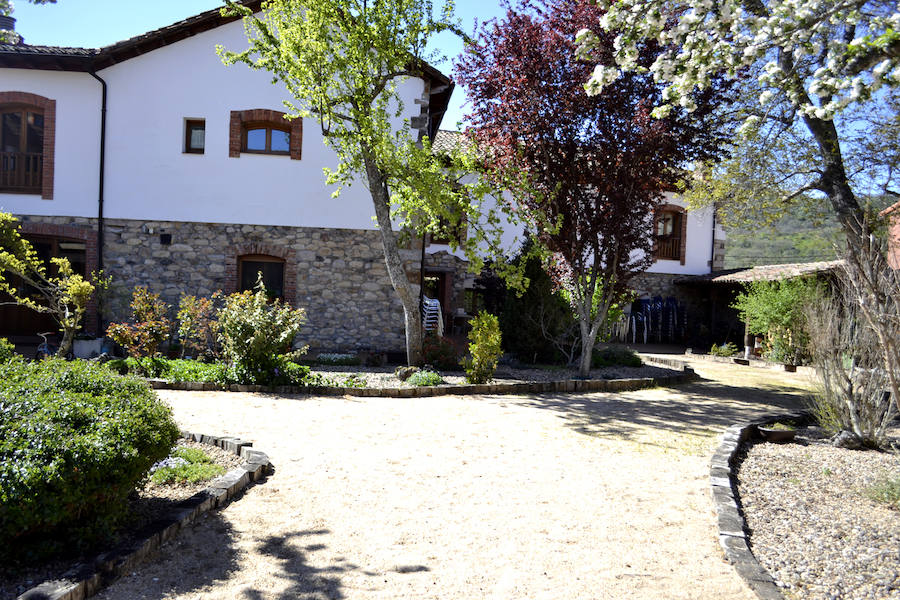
644, 193, 717, 275
2, 16, 427, 230
0, 69, 101, 219
97, 18, 425, 230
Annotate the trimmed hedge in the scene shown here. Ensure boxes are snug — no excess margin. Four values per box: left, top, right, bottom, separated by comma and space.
0, 358, 179, 562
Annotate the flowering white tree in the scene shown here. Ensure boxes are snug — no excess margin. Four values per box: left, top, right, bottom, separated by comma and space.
576, 0, 900, 235
576, 0, 900, 428
0, 0, 56, 43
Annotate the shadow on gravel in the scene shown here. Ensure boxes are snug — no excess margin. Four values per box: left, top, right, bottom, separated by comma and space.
512, 377, 809, 445
241, 529, 364, 600
91, 511, 241, 600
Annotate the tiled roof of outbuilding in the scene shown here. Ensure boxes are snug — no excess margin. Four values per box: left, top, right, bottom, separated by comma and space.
676, 260, 843, 285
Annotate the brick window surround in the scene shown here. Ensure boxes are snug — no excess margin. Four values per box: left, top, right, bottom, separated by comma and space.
653, 203, 687, 265
229, 109, 302, 160
225, 242, 297, 304
17, 221, 99, 333
0, 91, 56, 199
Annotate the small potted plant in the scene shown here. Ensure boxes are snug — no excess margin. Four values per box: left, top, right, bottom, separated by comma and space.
757, 421, 797, 443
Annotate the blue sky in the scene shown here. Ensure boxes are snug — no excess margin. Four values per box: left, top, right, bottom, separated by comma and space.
11, 0, 509, 130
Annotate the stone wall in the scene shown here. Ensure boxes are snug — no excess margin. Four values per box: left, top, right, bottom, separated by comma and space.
16, 214, 422, 352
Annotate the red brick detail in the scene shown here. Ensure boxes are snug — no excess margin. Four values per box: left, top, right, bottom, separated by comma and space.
0, 91, 56, 199
224, 242, 297, 304
228, 109, 302, 160
653, 203, 687, 266
18, 221, 100, 334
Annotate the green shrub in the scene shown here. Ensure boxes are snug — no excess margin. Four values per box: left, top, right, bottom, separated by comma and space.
217, 278, 307, 385
423, 334, 459, 370
0, 359, 179, 562
316, 352, 360, 366
124, 356, 171, 378
865, 475, 900, 510
732, 278, 823, 365
0, 337, 15, 362
591, 346, 642, 368
176, 293, 221, 360
166, 359, 227, 383
149, 446, 225, 485
106, 287, 172, 358
407, 369, 444, 386
709, 342, 739, 357
462, 311, 503, 384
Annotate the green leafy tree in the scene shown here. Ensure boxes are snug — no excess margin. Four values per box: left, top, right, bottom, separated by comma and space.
0, 212, 95, 357
218, 0, 502, 366
732, 278, 823, 364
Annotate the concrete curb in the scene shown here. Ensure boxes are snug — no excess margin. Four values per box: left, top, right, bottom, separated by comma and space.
146, 361, 697, 397
682, 352, 816, 376
710, 411, 811, 600
18, 433, 273, 600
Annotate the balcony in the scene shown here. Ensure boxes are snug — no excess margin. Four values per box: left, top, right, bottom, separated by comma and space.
655, 236, 681, 261
0, 152, 42, 194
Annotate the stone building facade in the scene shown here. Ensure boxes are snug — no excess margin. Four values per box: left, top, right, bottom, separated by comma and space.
16, 214, 422, 352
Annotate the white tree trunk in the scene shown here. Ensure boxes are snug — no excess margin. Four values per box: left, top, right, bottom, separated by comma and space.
362, 149, 424, 366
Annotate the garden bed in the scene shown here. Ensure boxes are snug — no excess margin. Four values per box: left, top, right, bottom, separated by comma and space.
144, 362, 693, 396
1, 438, 257, 600
734, 423, 900, 599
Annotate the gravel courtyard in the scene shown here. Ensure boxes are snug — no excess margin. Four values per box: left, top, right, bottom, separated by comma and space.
96, 359, 812, 600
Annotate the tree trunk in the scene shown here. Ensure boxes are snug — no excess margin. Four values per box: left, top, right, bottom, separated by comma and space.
58, 325, 75, 358
361, 148, 424, 366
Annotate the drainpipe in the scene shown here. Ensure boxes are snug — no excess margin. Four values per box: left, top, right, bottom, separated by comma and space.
709, 203, 717, 272
90, 69, 107, 334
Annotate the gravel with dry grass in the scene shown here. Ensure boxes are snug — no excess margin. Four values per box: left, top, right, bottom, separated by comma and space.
736, 425, 900, 600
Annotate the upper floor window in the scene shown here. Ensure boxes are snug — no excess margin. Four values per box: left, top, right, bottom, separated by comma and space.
653, 207, 685, 264
1, 105, 43, 194
243, 123, 290, 155
229, 109, 302, 160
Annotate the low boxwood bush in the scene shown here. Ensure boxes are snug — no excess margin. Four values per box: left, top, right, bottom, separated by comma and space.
0, 359, 179, 562
407, 369, 444, 387
591, 346, 642, 368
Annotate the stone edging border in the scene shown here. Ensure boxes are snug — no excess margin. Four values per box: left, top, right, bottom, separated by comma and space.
710, 410, 812, 600
684, 352, 816, 376
19, 432, 273, 600
146, 358, 697, 397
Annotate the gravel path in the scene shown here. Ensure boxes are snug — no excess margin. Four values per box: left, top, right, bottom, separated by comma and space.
94, 358, 812, 600
737, 425, 900, 600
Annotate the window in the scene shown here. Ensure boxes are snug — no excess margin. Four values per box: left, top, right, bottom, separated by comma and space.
429, 215, 467, 246
1, 105, 43, 194
238, 254, 285, 300
242, 123, 290, 155
653, 207, 685, 263
184, 119, 205, 154
229, 109, 302, 160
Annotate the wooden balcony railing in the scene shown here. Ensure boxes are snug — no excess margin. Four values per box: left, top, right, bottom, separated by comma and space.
655, 236, 681, 261
0, 152, 42, 194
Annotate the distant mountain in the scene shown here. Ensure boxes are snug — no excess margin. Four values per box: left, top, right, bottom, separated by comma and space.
722, 197, 894, 269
